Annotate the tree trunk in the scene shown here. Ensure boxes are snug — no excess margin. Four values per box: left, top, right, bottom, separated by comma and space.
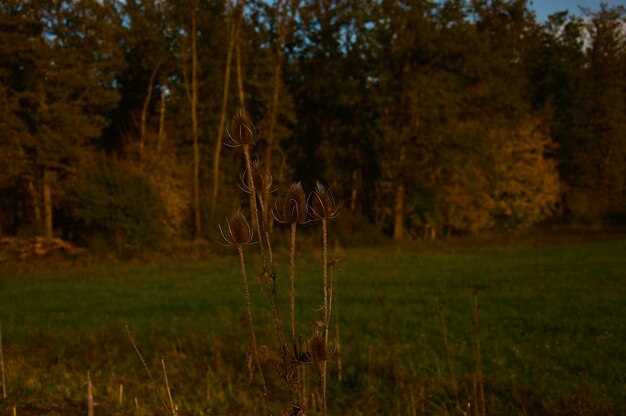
156, 85, 167, 154
28, 181, 42, 230
393, 181, 405, 241
42, 169, 53, 239
236, 39, 245, 108
393, 145, 406, 241
211, 0, 242, 214
139, 60, 161, 157
350, 169, 360, 212
191, 5, 201, 239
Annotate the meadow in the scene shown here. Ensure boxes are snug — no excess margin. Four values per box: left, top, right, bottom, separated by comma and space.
0, 234, 624, 415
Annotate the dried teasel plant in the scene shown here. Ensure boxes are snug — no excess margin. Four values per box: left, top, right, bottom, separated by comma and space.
240, 159, 275, 223
225, 107, 259, 148
274, 182, 308, 225
221, 109, 343, 415
273, 182, 308, 348
219, 210, 272, 414
308, 181, 340, 416
309, 181, 340, 222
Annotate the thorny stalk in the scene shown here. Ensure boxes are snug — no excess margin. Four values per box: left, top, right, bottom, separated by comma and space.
321, 217, 329, 416
290, 221, 297, 349
1, 320, 6, 400
243, 144, 267, 270
238, 245, 272, 415
241, 126, 293, 404
330, 243, 342, 382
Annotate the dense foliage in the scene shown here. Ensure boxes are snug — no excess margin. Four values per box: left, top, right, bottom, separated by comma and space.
1, 0, 625, 247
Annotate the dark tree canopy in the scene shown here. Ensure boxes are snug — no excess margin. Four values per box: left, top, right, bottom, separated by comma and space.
1, 0, 624, 245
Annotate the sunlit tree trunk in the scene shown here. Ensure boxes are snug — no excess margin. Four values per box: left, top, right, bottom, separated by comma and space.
350, 169, 360, 212
393, 145, 406, 241
190, 4, 201, 239
236, 39, 245, 108
139, 60, 161, 158
212, 0, 243, 214
28, 181, 41, 230
42, 169, 53, 239
156, 85, 167, 154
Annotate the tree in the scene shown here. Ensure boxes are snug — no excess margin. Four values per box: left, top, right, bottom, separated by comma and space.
566, 4, 626, 219
212, 0, 245, 214
0, 0, 122, 238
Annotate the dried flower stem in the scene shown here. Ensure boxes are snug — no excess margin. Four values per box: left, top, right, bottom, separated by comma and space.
289, 222, 297, 349
243, 145, 267, 269
330, 243, 342, 382
244, 147, 293, 402
321, 218, 329, 416
264, 231, 290, 379
0, 320, 6, 400
238, 246, 272, 415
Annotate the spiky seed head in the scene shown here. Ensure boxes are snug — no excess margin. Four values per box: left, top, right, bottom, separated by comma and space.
220, 209, 253, 247
274, 182, 307, 224
309, 333, 327, 364
309, 181, 339, 221
226, 108, 258, 148
241, 159, 272, 195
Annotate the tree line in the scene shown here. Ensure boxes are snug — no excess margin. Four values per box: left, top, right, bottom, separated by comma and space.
1, 0, 625, 251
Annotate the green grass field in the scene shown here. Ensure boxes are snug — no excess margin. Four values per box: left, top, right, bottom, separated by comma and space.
0, 235, 624, 415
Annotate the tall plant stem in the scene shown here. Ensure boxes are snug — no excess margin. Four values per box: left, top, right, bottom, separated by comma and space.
289, 222, 297, 349
331, 243, 342, 382
238, 246, 272, 415
320, 361, 328, 416
243, 145, 267, 269
1, 320, 6, 399
321, 218, 329, 416
262, 213, 293, 402
322, 218, 329, 343
246, 154, 293, 401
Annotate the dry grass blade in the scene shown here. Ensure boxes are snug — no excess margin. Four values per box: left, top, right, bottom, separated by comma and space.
87, 371, 94, 416
237, 246, 273, 415
161, 357, 178, 415
125, 325, 176, 415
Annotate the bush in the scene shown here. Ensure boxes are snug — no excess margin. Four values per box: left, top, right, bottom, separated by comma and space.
65, 159, 165, 254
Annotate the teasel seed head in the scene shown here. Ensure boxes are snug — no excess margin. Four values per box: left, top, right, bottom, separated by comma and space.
219, 209, 254, 247
308, 181, 340, 221
226, 107, 259, 148
273, 182, 308, 225
240, 159, 273, 195
309, 333, 328, 364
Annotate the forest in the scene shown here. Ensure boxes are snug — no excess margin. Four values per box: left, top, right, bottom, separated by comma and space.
1, 0, 625, 253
